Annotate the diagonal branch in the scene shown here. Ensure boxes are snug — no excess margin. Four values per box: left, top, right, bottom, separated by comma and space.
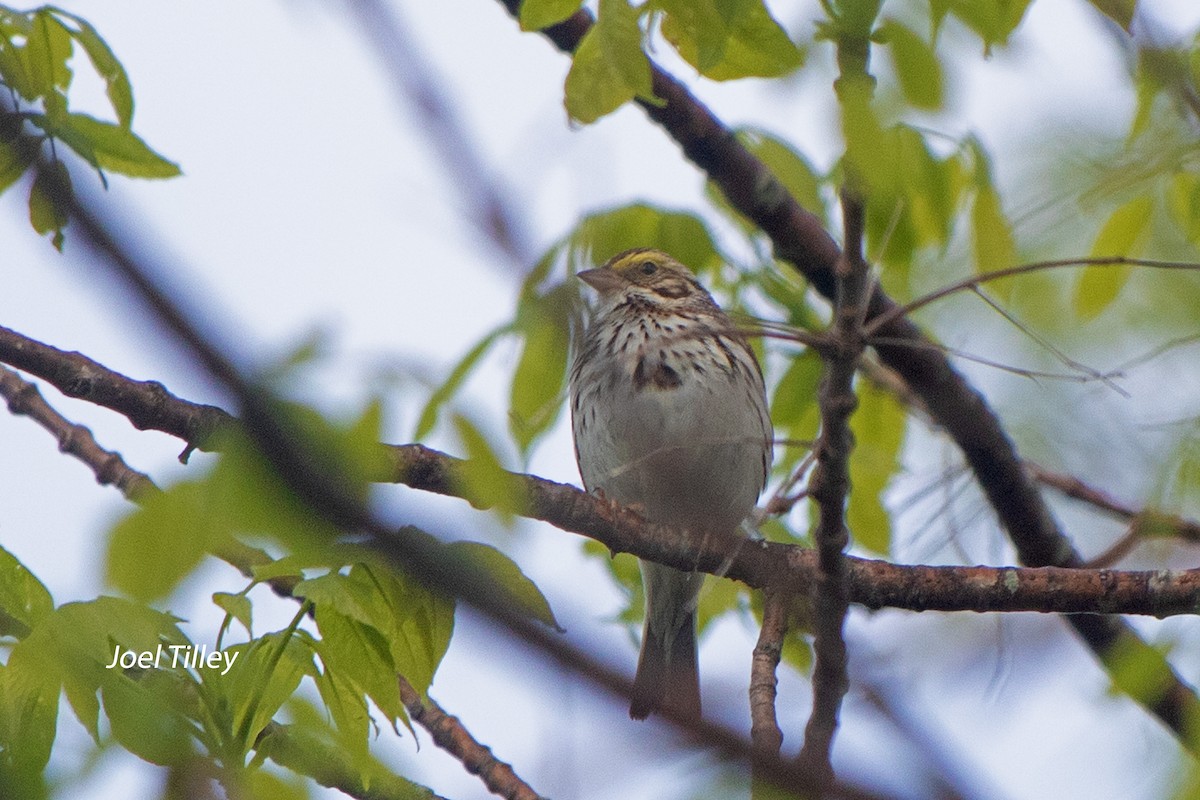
490, 0, 1200, 740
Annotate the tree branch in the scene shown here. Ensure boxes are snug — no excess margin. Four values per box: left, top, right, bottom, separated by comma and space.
490, 0, 1200, 741
796, 192, 867, 790
6, 336, 1200, 620
750, 592, 788, 759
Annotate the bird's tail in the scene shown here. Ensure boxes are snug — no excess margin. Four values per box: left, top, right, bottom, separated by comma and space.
630, 607, 700, 720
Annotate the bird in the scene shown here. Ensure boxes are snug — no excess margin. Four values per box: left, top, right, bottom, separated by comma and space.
568, 247, 772, 719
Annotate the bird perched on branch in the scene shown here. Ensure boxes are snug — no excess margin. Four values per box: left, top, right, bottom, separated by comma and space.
569, 248, 772, 720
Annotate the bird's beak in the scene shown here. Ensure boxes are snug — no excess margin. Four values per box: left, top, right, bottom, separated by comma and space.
577, 267, 626, 294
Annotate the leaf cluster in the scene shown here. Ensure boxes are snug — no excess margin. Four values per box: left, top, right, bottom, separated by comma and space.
0, 5, 178, 248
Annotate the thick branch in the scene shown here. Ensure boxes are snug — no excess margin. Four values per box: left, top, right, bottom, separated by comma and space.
6, 338, 1200, 619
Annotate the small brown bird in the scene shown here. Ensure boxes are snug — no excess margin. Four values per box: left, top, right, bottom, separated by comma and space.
569, 248, 772, 719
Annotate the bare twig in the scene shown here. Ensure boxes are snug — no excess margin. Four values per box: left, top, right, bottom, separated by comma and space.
862, 256, 1200, 338
750, 592, 789, 759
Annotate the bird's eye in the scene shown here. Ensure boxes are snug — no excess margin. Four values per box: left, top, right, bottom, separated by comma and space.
639, 261, 658, 276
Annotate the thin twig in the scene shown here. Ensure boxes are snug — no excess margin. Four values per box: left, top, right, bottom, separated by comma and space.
862, 256, 1200, 338
750, 592, 789, 759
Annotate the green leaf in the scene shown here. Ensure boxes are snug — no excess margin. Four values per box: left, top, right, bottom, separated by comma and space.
447, 541, 560, 631
213, 592, 253, 636
40, 112, 179, 177
936, 0, 1032, 52
770, 348, 822, 472
1167, 171, 1200, 244
52, 9, 134, 127
0, 545, 53, 639
570, 204, 721, 277
736, 128, 825, 217
25, 11, 72, 108
369, 561, 455, 696
829, 0, 884, 36
312, 667, 371, 765
0, 25, 37, 100
1074, 195, 1153, 319
452, 415, 522, 523
298, 561, 455, 703
0, 137, 36, 194
971, 179, 1016, 274
100, 673, 191, 766
108, 481, 231, 601
310, 607, 406, 726
658, 0, 803, 80
520, 0, 583, 30
205, 633, 315, 754
414, 324, 510, 440
564, 0, 657, 123
510, 284, 572, 454
847, 381, 904, 555
28, 159, 70, 250
0, 652, 60, 782
878, 19, 942, 109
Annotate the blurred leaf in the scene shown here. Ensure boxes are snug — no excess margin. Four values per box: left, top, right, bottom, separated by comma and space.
0, 137, 36, 194
771, 348, 822, 473
414, 323, 510, 441
1086, 0, 1135, 31
972, 179, 1017, 273
878, 19, 943, 109
1074, 194, 1153, 319
695, 573, 739, 635
447, 541, 560, 631
108, 482, 231, 601
570, 204, 721, 276
657, 0, 802, 80
510, 283, 572, 454
737, 128, 825, 217
933, 0, 1032, 52
257, 718, 434, 800
564, 0, 657, 123
25, 11, 72, 111
582, 540, 643, 626
520, 0, 583, 30
28, 159, 70, 250
36, 111, 179, 177
452, 415, 521, 523
0, 545, 53, 639
824, 0, 883, 37
0, 650, 60, 783
1167, 171, 1200, 244
847, 381, 905, 555
100, 673, 191, 766
213, 592, 253, 637
53, 10, 134, 127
